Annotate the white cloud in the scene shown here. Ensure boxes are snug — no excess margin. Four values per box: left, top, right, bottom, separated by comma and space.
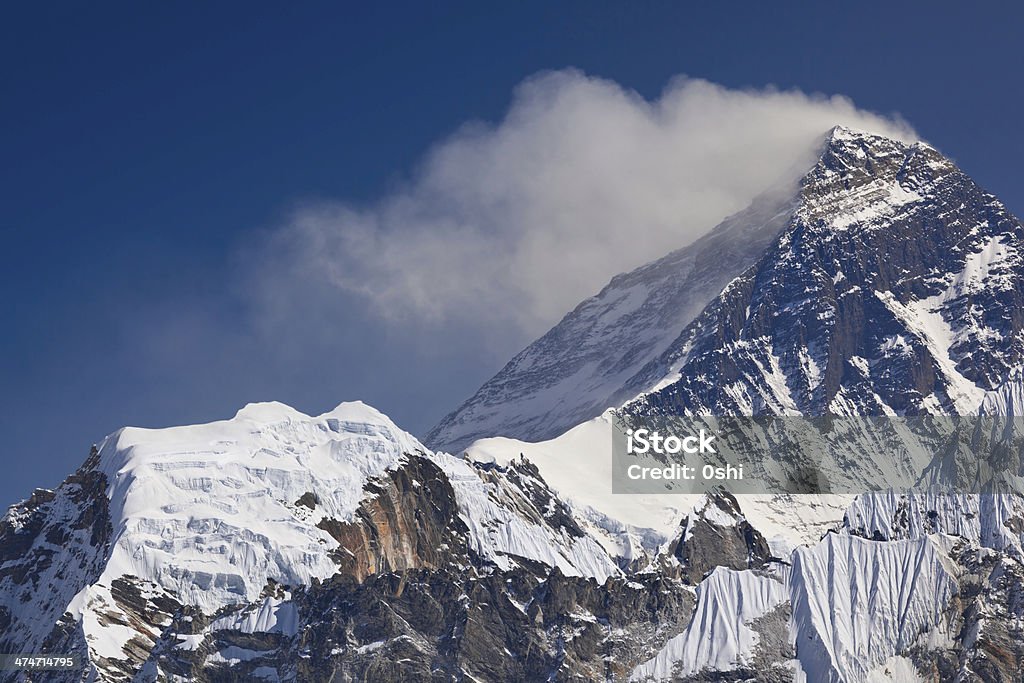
249, 70, 915, 343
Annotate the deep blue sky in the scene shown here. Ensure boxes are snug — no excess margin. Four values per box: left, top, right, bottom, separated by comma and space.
3, 2, 1023, 507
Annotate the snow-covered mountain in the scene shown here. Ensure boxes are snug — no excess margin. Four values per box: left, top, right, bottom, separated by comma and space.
626, 126, 1024, 421
5, 126, 1024, 682
1, 402, 625, 681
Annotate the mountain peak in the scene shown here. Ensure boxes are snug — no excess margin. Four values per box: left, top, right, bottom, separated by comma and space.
826, 123, 873, 140
425, 126, 937, 453
818, 125, 912, 166
815, 125, 946, 180
796, 126, 957, 233
624, 121, 1022, 420
823, 124, 920, 148
233, 400, 307, 423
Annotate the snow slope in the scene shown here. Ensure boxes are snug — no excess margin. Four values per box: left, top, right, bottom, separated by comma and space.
465, 414, 855, 559
631, 566, 789, 681
791, 533, 960, 682
630, 532, 962, 682
466, 411, 691, 553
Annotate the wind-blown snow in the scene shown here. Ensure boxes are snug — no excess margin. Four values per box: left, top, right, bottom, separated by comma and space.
428, 189, 797, 453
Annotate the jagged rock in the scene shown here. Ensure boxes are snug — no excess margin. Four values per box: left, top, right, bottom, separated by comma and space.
315, 455, 470, 581
664, 492, 775, 584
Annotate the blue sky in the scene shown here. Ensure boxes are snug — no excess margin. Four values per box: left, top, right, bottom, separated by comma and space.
3, 2, 1023, 507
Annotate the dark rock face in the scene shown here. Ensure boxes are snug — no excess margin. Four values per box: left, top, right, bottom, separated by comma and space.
665, 491, 775, 584
501, 458, 586, 539
89, 576, 182, 681
900, 543, 1024, 683
294, 492, 318, 510
141, 567, 695, 683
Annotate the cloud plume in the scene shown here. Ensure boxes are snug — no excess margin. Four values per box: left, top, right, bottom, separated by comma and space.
251, 70, 915, 345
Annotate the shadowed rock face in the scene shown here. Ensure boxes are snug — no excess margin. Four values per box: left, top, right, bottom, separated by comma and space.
0, 449, 109, 591
136, 568, 698, 683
